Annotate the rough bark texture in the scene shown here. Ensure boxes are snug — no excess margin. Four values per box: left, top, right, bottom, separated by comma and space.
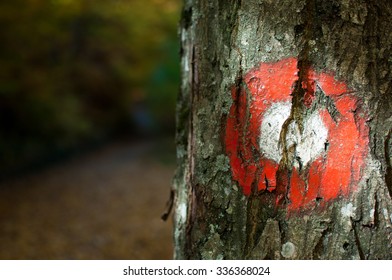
174, 0, 392, 259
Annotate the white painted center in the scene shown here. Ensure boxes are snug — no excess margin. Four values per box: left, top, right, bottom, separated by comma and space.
259, 102, 328, 166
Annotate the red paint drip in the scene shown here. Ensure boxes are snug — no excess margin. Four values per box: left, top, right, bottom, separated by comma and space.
225, 58, 369, 210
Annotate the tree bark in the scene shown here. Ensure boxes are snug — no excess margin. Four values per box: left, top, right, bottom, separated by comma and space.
174, 0, 392, 259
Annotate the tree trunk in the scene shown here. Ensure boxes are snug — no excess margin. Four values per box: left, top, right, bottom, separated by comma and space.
174, 0, 392, 259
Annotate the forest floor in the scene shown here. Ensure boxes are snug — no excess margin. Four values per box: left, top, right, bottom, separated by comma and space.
0, 137, 175, 259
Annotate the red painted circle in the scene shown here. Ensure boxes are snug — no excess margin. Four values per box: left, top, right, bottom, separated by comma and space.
225, 58, 369, 210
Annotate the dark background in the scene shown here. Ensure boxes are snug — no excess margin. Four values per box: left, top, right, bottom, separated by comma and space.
0, 0, 180, 259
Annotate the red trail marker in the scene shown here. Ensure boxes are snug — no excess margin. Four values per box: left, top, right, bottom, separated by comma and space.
225, 58, 369, 210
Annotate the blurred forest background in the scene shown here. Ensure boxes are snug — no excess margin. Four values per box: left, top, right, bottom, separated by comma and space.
0, 0, 179, 175
0, 0, 180, 259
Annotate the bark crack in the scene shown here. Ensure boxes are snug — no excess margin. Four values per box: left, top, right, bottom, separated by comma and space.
384, 129, 392, 199
244, 187, 263, 259
276, 0, 316, 206
351, 218, 366, 260
312, 225, 331, 259
185, 44, 197, 258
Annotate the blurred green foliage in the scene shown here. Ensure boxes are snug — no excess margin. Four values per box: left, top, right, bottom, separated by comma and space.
0, 0, 180, 174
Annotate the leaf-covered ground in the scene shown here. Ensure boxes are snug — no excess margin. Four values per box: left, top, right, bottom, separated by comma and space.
0, 138, 174, 259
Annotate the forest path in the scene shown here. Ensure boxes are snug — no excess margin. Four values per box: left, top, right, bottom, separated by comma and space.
0, 138, 175, 259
